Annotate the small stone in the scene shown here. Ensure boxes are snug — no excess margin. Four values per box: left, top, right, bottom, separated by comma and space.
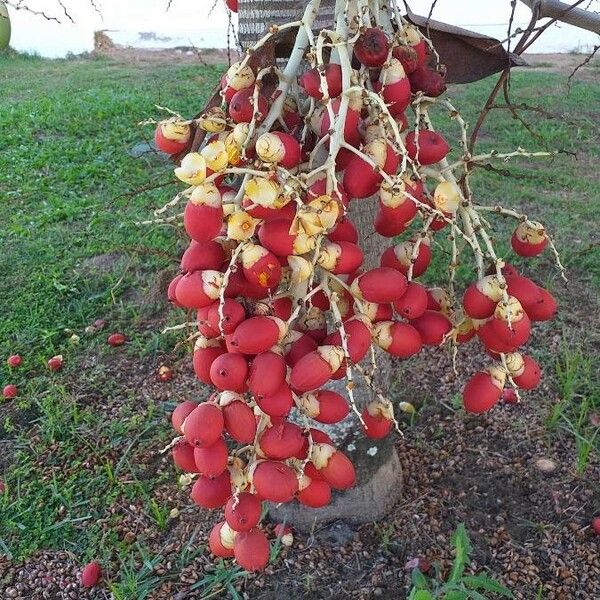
534, 458, 557, 473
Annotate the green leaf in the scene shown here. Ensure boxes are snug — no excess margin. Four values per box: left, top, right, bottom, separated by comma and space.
449, 524, 471, 583
442, 591, 469, 600
463, 574, 513, 597
409, 590, 435, 600
411, 568, 430, 589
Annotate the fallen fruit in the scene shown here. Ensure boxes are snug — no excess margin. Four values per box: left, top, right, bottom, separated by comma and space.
3, 384, 17, 399
81, 561, 102, 588
7, 355, 22, 368
47, 355, 63, 372
107, 333, 126, 347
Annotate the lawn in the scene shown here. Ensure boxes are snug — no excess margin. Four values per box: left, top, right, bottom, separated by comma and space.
0, 50, 598, 599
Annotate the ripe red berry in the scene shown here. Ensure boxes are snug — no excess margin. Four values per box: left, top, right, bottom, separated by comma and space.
107, 333, 126, 347
592, 516, 600, 536
81, 561, 102, 588
3, 384, 17, 399
47, 355, 63, 372
7, 355, 22, 368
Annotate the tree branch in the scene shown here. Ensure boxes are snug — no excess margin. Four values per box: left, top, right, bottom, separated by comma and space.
518, 0, 600, 34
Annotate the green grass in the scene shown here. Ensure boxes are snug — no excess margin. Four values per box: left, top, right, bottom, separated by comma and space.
0, 50, 599, 596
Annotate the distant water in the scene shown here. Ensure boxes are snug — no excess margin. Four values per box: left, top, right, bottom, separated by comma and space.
9, 20, 599, 58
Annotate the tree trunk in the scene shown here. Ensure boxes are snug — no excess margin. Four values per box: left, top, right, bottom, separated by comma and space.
240, 0, 403, 530
238, 0, 336, 50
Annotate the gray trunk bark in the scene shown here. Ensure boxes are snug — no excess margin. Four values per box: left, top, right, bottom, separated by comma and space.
238, 0, 402, 529
238, 0, 336, 49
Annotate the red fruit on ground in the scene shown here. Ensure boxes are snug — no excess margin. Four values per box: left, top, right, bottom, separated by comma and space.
47, 355, 64, 372
107, 333, 126, 347
502, 388, 519, 405
3, 384, 17, 399
81, 561, 102, 588
157, 365, 173, 382
7, 355, 22, 368
592, 516, 600, 536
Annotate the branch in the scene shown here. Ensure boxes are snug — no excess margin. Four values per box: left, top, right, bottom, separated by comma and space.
519, 0, 600, 34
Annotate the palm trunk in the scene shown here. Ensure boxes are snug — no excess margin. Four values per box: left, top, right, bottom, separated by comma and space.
238, 0, 336, 50
240, 0, 403, 530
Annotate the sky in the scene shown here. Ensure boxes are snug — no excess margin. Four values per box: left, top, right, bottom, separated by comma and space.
6, 0, 600, 57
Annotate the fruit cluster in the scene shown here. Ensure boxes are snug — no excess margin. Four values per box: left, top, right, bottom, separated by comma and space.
152, 2, 559, 572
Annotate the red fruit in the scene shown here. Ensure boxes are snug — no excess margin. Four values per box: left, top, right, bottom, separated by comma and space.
183, 198, 224, 243
47, 355, 63, 371
252, 461, 298, 503
259, 422, 305, 460
323, 317, 372, 363
210, 352, 249, 392
183, 402, 224, 447
229, 88, 268, 124
405, 130, 450, 165
256, 131, 302, 169
372, 321, 422, 358
258, 218, 296, 256
505, 275, 543, 311
180, 240, 224, 273
410, 311, 452, 346
272, 296, 293, 321
361, 410, 393, 439
463, 277, 502, 319
171, 400, 197, 434
351, 267, 408, 303
167, 274, 183, 306
107, 332, 126, 347
248, 352, 287, 398
408, 66, 447, 97
328, 217, 359, 244
3, 384, 17, 399
298, 478, 332, 508
242, 245, 282, 290
300, 390, 349, 424
502, 388, 519, 404
157, 365, 173, 382
526, 288, 557, 322
224, 0, 238, 12
234, 528, 270, 571
312, 445, 356, 490
511, 221, 548, 257
191, 470, 232, 509
172, 440, 198, 472
382, 58, 412, 116
318, 241, 364, 275
209, 521, 235, 558
490, 300, 531, 349
81, 561, 102, 588
355, 27, 390, 67
193, 340, 226, 384
343, 140, 398, 199
207, 299, 246, 335
194, 437, 229, 477
591, 516, 600, 536
154, 119, 190, 154
512, 355, 541, 390
381, 239, 432, 278
176, 270, 223, 309
463, 368, 505, 413
255, 382, 294, 417
477, 321, 516, 354
230, 316, 282, 354
283, 331, 318, 367
320, 97, 362, 147
222, 399, 256, 443
7, 355, 22, 368
393, 44, 419, 74
299, 63, 342, 99
225, 492, 262, 532
290, 346, 344, 393
393, 281, 428, 319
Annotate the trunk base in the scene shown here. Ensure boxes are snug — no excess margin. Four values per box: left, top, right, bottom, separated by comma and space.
268, 428, 402, 531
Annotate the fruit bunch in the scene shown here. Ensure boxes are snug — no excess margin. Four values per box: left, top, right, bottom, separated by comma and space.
151, 0, 561, 572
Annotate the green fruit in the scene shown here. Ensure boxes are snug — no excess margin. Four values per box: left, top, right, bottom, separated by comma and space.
0, 2, 10, 50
